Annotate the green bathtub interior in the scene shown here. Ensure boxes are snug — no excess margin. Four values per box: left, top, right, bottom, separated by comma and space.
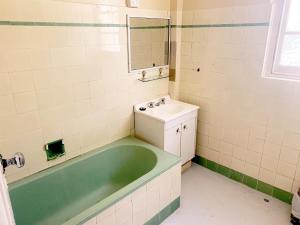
9, 137, 181, 225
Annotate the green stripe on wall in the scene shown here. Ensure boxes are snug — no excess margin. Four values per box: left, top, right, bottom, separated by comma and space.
0, 20, 126, 27
192, 155, 293, 204
0, 20, 269, 28
171, 22, 269, 28
130, 25, 169, 29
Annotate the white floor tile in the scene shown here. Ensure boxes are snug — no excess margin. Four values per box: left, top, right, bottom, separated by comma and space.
162, 164, 291, 225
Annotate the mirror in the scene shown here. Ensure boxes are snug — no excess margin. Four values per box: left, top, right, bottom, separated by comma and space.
127, 16, 170, 72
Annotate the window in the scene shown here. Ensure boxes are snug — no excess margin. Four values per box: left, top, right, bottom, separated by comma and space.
263, 0, 300, 80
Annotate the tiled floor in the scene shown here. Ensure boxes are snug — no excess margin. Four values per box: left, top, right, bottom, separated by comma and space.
162, 164, 292, 225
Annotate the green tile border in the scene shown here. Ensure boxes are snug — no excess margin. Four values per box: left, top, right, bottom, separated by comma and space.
192, 155, 293, 204
0, 20, 269, 28
130, 25, 169, 29
171, 22, 269, 28
0, 20, 126, 27
145, 197, 180, 225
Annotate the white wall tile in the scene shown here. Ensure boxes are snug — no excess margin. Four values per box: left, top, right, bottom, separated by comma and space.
115, 195, 132, 225
244, 162, 259, 178
275, 174, 293, 192
0, 95, 15, 116
245, 151, 261, 166
14, 92, 38, 113
283, 132, 300, 150
277, 162, 296, 179
280, 146, 300, 165
10, 71, 35, 93
0, 0, 171, 182
263, 141, 281, 159
259, 168, 276, 185
261, 155, 278, 172
247, 136, 265, 153
178, 2, 300, 193
0, 73, 12, 96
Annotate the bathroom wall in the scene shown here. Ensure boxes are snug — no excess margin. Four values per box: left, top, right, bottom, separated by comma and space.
179, 0, 300, 193
168, 0, 183, 99
0, 0, 170, 182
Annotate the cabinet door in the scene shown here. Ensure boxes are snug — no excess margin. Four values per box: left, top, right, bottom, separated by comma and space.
181, 117, 196, 164
164, 124, 181, 157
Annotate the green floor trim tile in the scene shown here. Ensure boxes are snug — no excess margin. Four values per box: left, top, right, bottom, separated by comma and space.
144, 197, 180, 225
170, 197, 180, 211
216, 165, 232, 178
243, 175, 258, 189
192, 155, 293, 205
159, 204, 173, 222
257, 181, 274, 195
192, 155, 207, 167
145, 215, 160, 225
273, 188, 293, 204
230, 170, 244, 183
206, 160, 217, 171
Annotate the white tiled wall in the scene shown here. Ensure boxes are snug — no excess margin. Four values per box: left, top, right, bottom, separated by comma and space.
83, 163, 181, 225
0, 0, 170, 182
178, 1, 300, 193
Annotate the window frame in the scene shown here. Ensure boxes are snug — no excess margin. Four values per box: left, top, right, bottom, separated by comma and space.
263, 0, 300, 81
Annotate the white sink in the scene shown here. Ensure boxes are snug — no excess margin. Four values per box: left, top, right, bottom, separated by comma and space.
134, 96, 199, 122
134, 96, 199, 165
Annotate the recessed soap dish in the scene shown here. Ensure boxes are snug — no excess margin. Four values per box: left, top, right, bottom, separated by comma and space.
44, 139, 65, 161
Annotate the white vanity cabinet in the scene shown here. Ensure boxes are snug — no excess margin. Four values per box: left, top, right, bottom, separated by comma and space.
134, 96, 199, 165
164, 116, 197, 164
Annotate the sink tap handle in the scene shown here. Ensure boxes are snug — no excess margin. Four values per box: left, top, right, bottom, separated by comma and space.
160, 98, 166, 104
147, 102, 154, 108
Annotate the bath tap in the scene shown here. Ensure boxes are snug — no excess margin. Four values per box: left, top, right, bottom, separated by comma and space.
0, 152, 25, 173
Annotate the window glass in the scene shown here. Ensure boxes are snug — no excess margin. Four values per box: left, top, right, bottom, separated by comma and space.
286, 0, 300, 32
280, 34, 300, 67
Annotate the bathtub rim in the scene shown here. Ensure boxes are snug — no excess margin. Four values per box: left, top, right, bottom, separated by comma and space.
8, 136, 181, 225
8, 140, 159, 190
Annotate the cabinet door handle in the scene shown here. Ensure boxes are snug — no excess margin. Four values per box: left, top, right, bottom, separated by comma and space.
176, 128, 180, 134
183, 125, 188, 130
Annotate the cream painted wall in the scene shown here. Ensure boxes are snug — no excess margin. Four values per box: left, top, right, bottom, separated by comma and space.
0, 0, 169, 182
179, 1, 300, 194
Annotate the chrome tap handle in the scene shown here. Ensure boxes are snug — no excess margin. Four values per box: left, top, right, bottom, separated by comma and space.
148, 102, 155, 108
14, 152, 25, 168
0, 152, 25, 173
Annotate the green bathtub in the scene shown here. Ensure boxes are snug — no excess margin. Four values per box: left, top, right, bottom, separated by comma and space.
8, 137, 181, 225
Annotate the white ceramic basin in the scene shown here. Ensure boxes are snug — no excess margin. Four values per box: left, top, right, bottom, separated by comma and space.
134, 96, 199, 122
